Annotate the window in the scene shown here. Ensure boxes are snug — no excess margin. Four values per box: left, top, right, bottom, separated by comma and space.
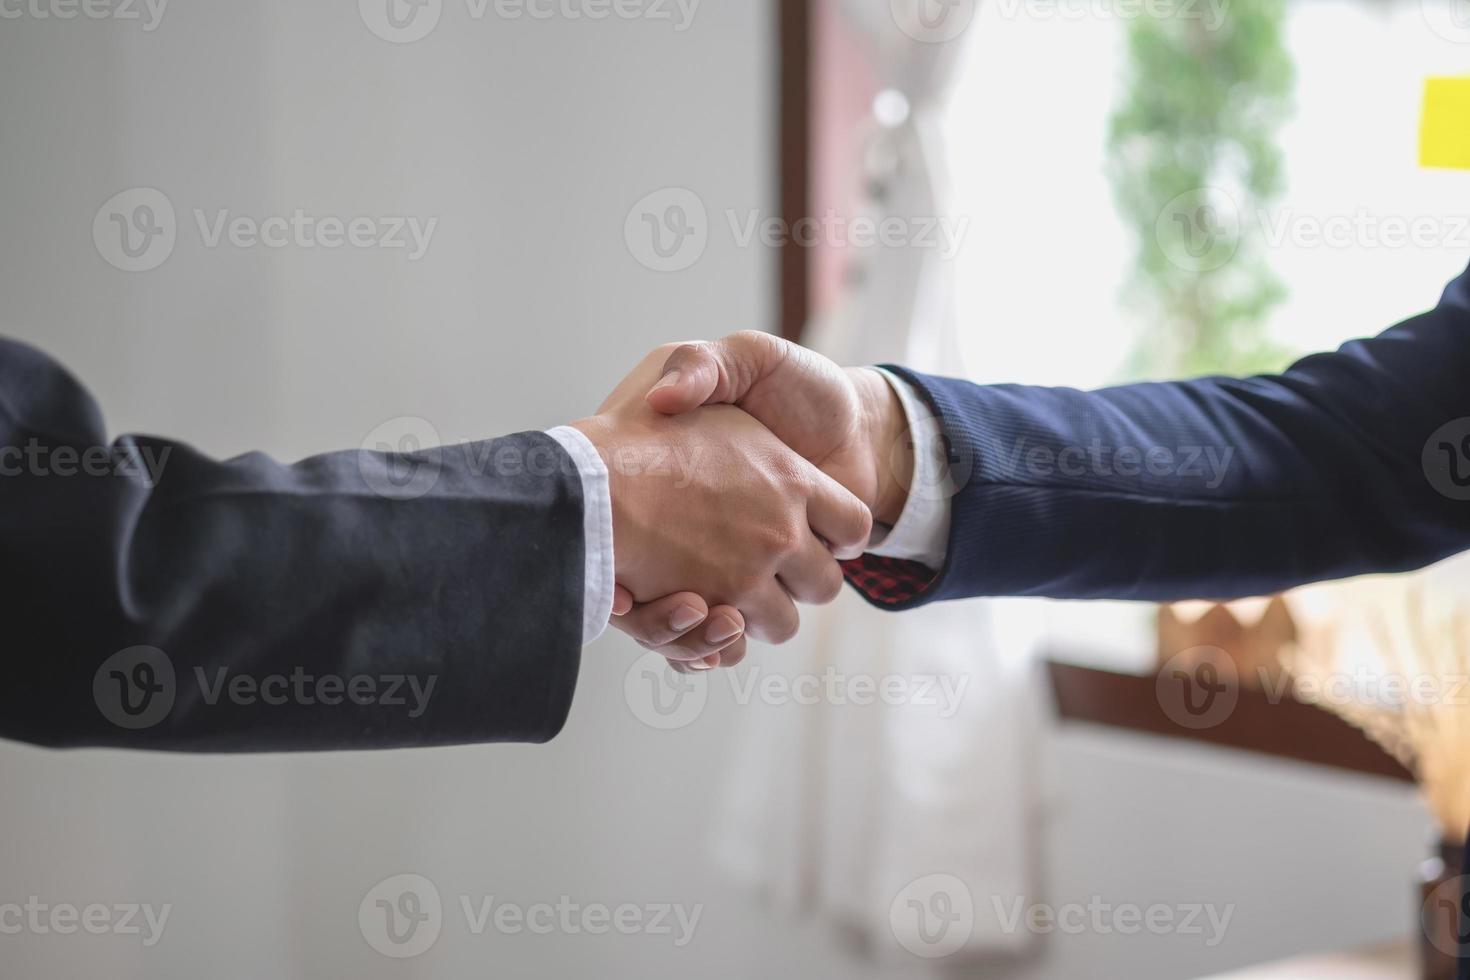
939, 0, 1470, 667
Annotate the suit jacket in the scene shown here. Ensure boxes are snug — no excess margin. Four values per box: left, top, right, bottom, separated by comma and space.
0, 338, 585, 751
844, 262, 1470, 609
841, 262, 1470, 976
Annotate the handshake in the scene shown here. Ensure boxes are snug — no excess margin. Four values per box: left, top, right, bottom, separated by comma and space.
570, 331, 916, 671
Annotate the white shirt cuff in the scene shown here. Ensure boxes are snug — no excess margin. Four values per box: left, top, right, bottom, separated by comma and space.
545, 426, 614, 646
864, 368, 952, 570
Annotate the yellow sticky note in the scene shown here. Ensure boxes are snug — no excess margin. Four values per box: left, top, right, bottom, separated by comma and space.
1421, 77, 1470, 170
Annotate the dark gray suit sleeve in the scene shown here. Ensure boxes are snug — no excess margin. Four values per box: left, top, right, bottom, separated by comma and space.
0, 337, 585, 752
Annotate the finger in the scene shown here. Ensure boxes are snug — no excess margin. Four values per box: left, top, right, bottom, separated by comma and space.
611, 593, 710, 655
645, 331, 787, 415
649, 606, 746, 664
714, 636, 748, 668
611, 584, 634, 618
703, 607, 745, 648
777, 533, 847, 605
670, 631, 746, 669
804, 466, 874, 561
668, 653, 717, 672
644, 345, 719, 415
741, 580, 801, 645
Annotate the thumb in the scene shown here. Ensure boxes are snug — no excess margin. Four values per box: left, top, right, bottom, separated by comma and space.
644, 343, 723, 415
644, 331, 784, 415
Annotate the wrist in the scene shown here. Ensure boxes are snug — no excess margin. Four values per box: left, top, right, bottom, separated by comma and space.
572, 413, 680, 597
568, 415, 607, 449
848, 367, 911, 527
570, 415, 634, 574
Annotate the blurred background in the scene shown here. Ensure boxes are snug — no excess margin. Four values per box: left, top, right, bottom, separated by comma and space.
1, 0, 1468, 977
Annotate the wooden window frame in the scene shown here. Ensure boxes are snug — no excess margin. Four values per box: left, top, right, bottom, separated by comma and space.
777, 0, 813, 342
779, 9, 1408, 784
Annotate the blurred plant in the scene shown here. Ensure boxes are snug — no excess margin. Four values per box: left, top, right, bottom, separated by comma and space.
1284, 588, 1470, 843
1107, 0, 1297, 378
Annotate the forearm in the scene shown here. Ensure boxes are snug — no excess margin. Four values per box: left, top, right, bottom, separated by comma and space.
884, 286, 1470, 603
0, 338, 587, 751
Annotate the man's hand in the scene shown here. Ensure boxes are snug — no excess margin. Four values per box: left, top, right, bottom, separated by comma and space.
575, 343, 872, 651
646, 331, 911, 525
610, 332, 915, 667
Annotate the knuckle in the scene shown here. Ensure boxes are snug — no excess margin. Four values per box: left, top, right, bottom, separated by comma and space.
786, 562, 841, 605
766, 612, 799, 645
766, 521, 804, 557
769, 452, 807, 485
729, 329, 779, 360
730, 573, 768, 603
816, 565, 845, 604
668, 341, 710, 366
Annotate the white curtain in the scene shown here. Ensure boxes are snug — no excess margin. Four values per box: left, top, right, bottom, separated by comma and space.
715, 0, 1040, 960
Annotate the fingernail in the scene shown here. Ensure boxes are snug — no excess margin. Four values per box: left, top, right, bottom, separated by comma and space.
669, 605, 704, 632
706, 615, 742, 644
648, 370, 681, 395
689, 659, 716, 671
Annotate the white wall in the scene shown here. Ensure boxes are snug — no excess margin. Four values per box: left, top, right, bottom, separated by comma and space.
0, 2, 1434, 978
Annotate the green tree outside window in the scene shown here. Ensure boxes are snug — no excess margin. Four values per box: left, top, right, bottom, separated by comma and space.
1107, 0, 1298, 380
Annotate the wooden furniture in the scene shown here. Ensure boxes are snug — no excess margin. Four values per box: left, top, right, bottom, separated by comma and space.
1045, 662, 1420, 980
1046, 659, 1413, 783
1196, 939, 1412, 978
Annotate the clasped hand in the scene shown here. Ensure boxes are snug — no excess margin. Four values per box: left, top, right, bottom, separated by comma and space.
572, 333, 913, 670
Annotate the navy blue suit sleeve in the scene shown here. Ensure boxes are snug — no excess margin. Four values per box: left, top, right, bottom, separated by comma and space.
0, 337, 585, 751
887, 264, 1470, 604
